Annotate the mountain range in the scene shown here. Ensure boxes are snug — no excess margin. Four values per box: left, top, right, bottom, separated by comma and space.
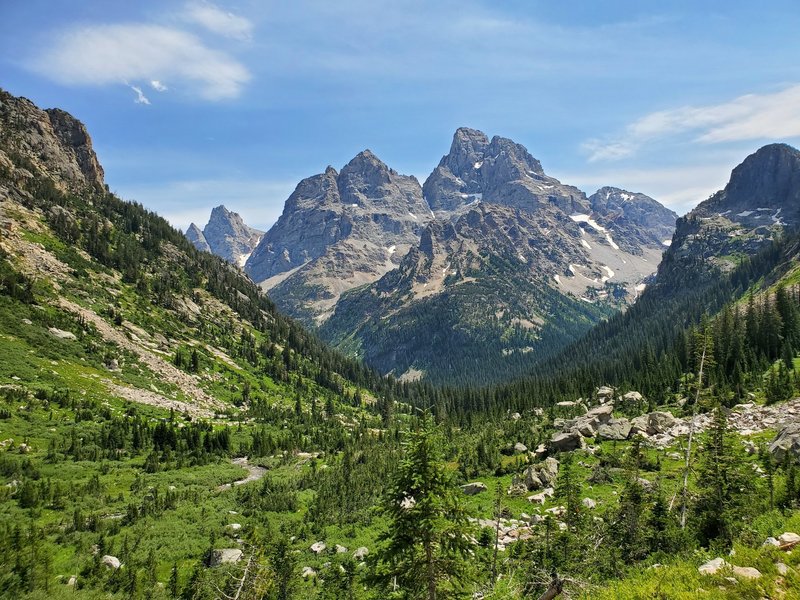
189, 127, 677, 384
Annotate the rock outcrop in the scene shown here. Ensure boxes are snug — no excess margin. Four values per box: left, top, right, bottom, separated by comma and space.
187, 205, 263, 267
0, 89, 105, 192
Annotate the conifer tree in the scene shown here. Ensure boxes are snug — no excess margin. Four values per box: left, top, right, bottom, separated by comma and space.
371, 414, 474, 599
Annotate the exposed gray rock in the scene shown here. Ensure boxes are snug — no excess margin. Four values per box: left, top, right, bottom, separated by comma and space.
770, 423, 800, 462
209, 549, 242, 566
187, 206, 263, 267
549, 430, 584, 452
186, 223, 211, 253
513, 442, 528, 454
353, 547, 369, 560
310, 541, 327, 554
461, 482, 488, 495
698, 557, 727, 575
597, 418, 632, 441
647, 411, 676, 434
101, 555, 121, 570
48, 327, 76, 340
732, 566, 761, 580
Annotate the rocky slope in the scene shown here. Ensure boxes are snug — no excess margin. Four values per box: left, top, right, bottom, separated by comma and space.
245, 150, 432, 323
186, 205, 263, 267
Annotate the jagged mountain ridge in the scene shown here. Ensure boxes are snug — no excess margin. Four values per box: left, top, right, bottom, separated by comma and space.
244, 150, 432, 323
246, 127, 677, 384
187, 205, 263, 267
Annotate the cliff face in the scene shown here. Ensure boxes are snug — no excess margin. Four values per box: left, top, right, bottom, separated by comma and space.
0, 90, 105, 192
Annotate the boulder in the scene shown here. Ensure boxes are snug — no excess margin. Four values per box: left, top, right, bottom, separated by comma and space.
301, 567, 317, 578
335, 545, 348, 554
630, 415, 649, 435
49, 327, 76, 340
698, 557, 728, 575
762, 537, 780, 547
101, 555, 121, 570
596, 386, 614, 402
622, 391, 643, 404
597, 419, 632, 441
550, 430, 584, 452
582, 497, 597, 509
770, 424, 800, 462
528, 487, 555, 504
353, 547, 369, 560
67, 575, 77, 586
540, 457, 559, 485
776, 562, 789, 575
510, 412, 522, 420
461, 482, 488, 495
647, 411, 676, 434
209, 549, 242, 566
226, 523, 242, 532
778, 532, 800, 549
731, 566, 761, 580
310, 542, 327, 554
513, 442, 528, 454
522, 457, 559, 491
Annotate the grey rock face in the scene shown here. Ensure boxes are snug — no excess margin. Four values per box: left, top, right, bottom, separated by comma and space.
186, 223, 211, 253
187, 205, 263, 267
597, 418, 632, 441
246, 150, 432, 323
461, 482, 488, 495
423, 127, 583, 215
0, 90, 105, 192
770, 422, 800, 462
589, 187, 677, 251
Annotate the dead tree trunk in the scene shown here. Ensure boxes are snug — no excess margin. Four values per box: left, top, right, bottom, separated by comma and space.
537, 573, 564, 600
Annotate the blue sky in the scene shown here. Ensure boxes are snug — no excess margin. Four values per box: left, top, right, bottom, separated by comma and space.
2, 1, 800, 230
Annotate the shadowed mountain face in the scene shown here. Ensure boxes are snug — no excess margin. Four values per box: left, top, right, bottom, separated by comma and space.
186, 205, 263, 267
242, 127, 677, 384
656, 144, 800, 288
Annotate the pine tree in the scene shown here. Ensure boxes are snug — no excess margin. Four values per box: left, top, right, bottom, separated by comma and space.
692, 407, 755, 547
371, 414, 474, 599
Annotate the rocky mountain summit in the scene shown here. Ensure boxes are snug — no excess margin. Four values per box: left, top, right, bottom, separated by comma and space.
658, 144, 800, 286
0, 89, 105, 193
186, 205, 263, 267
245, 150, 432, 323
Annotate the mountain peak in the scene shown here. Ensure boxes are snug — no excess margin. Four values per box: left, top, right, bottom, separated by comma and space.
716, 142, 800, 217
185, 206, 263, 266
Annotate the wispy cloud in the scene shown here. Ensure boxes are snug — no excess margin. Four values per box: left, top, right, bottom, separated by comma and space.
150, 80, 168, 92
129, 84, 151, 105
30, 23, 250, 100
183, 1, 253, 40
584, 84, 800, 162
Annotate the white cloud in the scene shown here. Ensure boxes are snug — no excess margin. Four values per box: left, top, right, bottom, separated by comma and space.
183, 1, 253, 40
129, 85, 151, 105
150, 80, 168, 92
31, 23, 250, 100
584, 84, 800, 162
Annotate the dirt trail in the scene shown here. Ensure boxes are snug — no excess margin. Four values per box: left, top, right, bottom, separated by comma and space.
58, 298, 224, 413
216, 457, 267, 491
